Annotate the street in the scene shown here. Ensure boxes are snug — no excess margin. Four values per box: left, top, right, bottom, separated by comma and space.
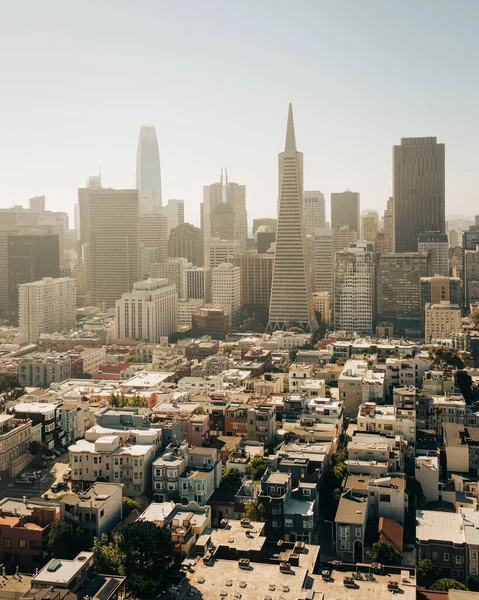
0, 454, 71, 500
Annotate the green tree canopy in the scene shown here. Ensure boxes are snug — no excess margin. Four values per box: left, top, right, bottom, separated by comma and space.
245, 455, 268, 481
0, 374, 25, 402
92, 534, 121, 574
431, 579, 468, 591
243, 499, 264, 522
417, 559, 439, 588
122, 497, 140, 517
372, 540, 401, 565
428, 346, 464, 370
221, 468, 242, 492
116, 521, 180, 600
45, 520, 85, 560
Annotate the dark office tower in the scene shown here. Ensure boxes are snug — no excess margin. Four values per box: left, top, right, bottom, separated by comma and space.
463, 218, 479, 251
393, 137, 445, 252
331, 191, 360, 233
7, 234, 60, 324
136, 126, 162, 209
267, 104, 317, 332
168, 223, 204, 266
256, 230, 276, 254
88, 189, 140, 310
377, 252, 428, 336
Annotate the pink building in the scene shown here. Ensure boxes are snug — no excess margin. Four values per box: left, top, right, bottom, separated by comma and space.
187, 414, 210, 447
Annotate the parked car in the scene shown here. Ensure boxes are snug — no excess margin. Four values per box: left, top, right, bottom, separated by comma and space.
44, 455, 55, 461
15, 478, 34, 485
51, 482, 66, 493
62, 468, 72, 481
50, 449, 62, 457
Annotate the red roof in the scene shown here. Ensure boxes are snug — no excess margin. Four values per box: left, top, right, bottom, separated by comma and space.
378, 516, 403, 552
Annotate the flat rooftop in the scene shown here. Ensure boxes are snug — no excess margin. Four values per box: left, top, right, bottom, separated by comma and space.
210, 519, 266, 553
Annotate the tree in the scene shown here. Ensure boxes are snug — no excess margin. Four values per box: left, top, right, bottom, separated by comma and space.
428, 346, 464, 370
372, 540, 401, 565
417, 559, 439, 588
243, 500, 264, 522
45, 520, 85, 560
456, 370, 475, 404
221, 469, 242, 492
289, 348, 299, 363
332, 449, 347, 482
245, 455, 268, 481
407, 478, 426, 509
0, 375, 25, 403
431, 579, 468, 591
93, 534, 121, 574
28, 440, 42, 456
116, 521, 180, 600
122, 497, 140, 517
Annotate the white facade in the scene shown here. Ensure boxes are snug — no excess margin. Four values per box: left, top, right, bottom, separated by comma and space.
115, 278, 177, 342
184, 267, 211, 302
163, 199, 184, 235
334, 242, 374, 335
178, 298, 204, 327
303, 191, 326, 235
19, 277, 76, 343
357, 402, 416, 444
209, 238, 240, 269
211, 263, 241, 323
415, 456, 439, 503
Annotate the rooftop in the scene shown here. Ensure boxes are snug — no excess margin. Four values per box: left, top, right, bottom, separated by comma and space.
32, 552, 94, 587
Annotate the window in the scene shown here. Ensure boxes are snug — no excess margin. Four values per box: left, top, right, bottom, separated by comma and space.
455, 555, 463, 564
30, 540, 42, 550
285, 518, 293, 528
444, 553, 450, 562
379, 494, 391, 503
19, 539, 26, 549
471, 550, 478, 560
4, 538, 11, 548
355, 527, 362, 537
471, 565, 478, 575
432, 552, 438, 560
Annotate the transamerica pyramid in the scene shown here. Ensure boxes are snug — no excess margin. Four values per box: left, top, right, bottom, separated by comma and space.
267, 104, 318, 332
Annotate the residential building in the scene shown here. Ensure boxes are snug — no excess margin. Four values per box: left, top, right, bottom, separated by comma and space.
334, 242, 375, 335
357, 402, 416, 444
312, 291, 331, 324
88, 188, 140, 309
419, 232, 449, 277
338, 359, 368, 417
152, 443, 187, 502
211, 262, 241, 323
247, 405, 276, 446
18, 351, 74, 388
19, 277, 76, 342
425, 301, 462, 342
267, 106, 317, 332
393, 137, 445, 252
115, 278, 178, 342
415, 456, 439, 503
385, 355, 431, 397
0, 415, 33, 480
168, 222, 203, 266
179, 446, 222, 504
303, 190, 326, 234
12, 402, 61, 449
60, 482, 123, 542
335, 490, 368, 562
420, 276, 462, 335
136, 125, 162, 209
331, 190, 360, 234
443, 423, 479, 474
0, 498, 59, 572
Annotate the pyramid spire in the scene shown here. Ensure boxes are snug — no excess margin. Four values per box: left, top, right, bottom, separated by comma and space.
285, 103, 297, 152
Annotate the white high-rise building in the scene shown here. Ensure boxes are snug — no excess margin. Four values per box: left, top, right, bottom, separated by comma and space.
267, 104, 317, 332
115, 279, 177, 342
164, 199, 185, 236
312, 228, 334, 296
183, 267, 211, 303
303, 191, 326, 235
211, 263, 241, 324
418, 233, 449, 277
19, 277, 76, 343
209, 238, 240, 269
425, 301, 461, 342
361, 210, 379, 244
334, 242, 375, 335
151, 258, 191, 299
136, 126, 162, 209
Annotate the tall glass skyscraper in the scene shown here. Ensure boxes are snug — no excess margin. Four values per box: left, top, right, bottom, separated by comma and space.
136, 126, 162, 209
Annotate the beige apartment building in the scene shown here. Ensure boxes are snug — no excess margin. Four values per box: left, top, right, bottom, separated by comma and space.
0, 415, 32, 480
425, 301, 462, 342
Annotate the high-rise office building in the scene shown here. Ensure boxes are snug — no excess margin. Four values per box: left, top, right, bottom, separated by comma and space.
168, 223, 203, 266
19, 277, 76, 343
253, 218, 277, 235
164, 199, 185, 236
233, 253, 274, 310
209, 238, 240, 269
465, 247, 479, 308
183, 266, 211, 303
312, 228, 334, 297
115, 279, 177, 342
383, 197, 395, 254
418, 232, 449, 277
151, 258, 191, 299
211, 263, 241, 324
303, 191, 326, 235
334, 242, 375, 335
139, 212, 168, 278
202, 170, 247, 266
333, 226, 358, 255
7, 233, 60, 324
267, 105, 317, 332
331, 191, 360, 233
136, 126, 162, 209
393, 137, 445, 252
88, 189, 140, 310
361, 210, 379, 245
256, 229, 276, 254
425, 302, 462, 343
377, 253, 428, 335
463, 219, 479, 251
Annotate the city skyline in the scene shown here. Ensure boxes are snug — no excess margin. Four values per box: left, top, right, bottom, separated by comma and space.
1, 1, 479, 225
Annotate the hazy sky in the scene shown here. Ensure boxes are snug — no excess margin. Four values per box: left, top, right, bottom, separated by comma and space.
1, 0, 478, 228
